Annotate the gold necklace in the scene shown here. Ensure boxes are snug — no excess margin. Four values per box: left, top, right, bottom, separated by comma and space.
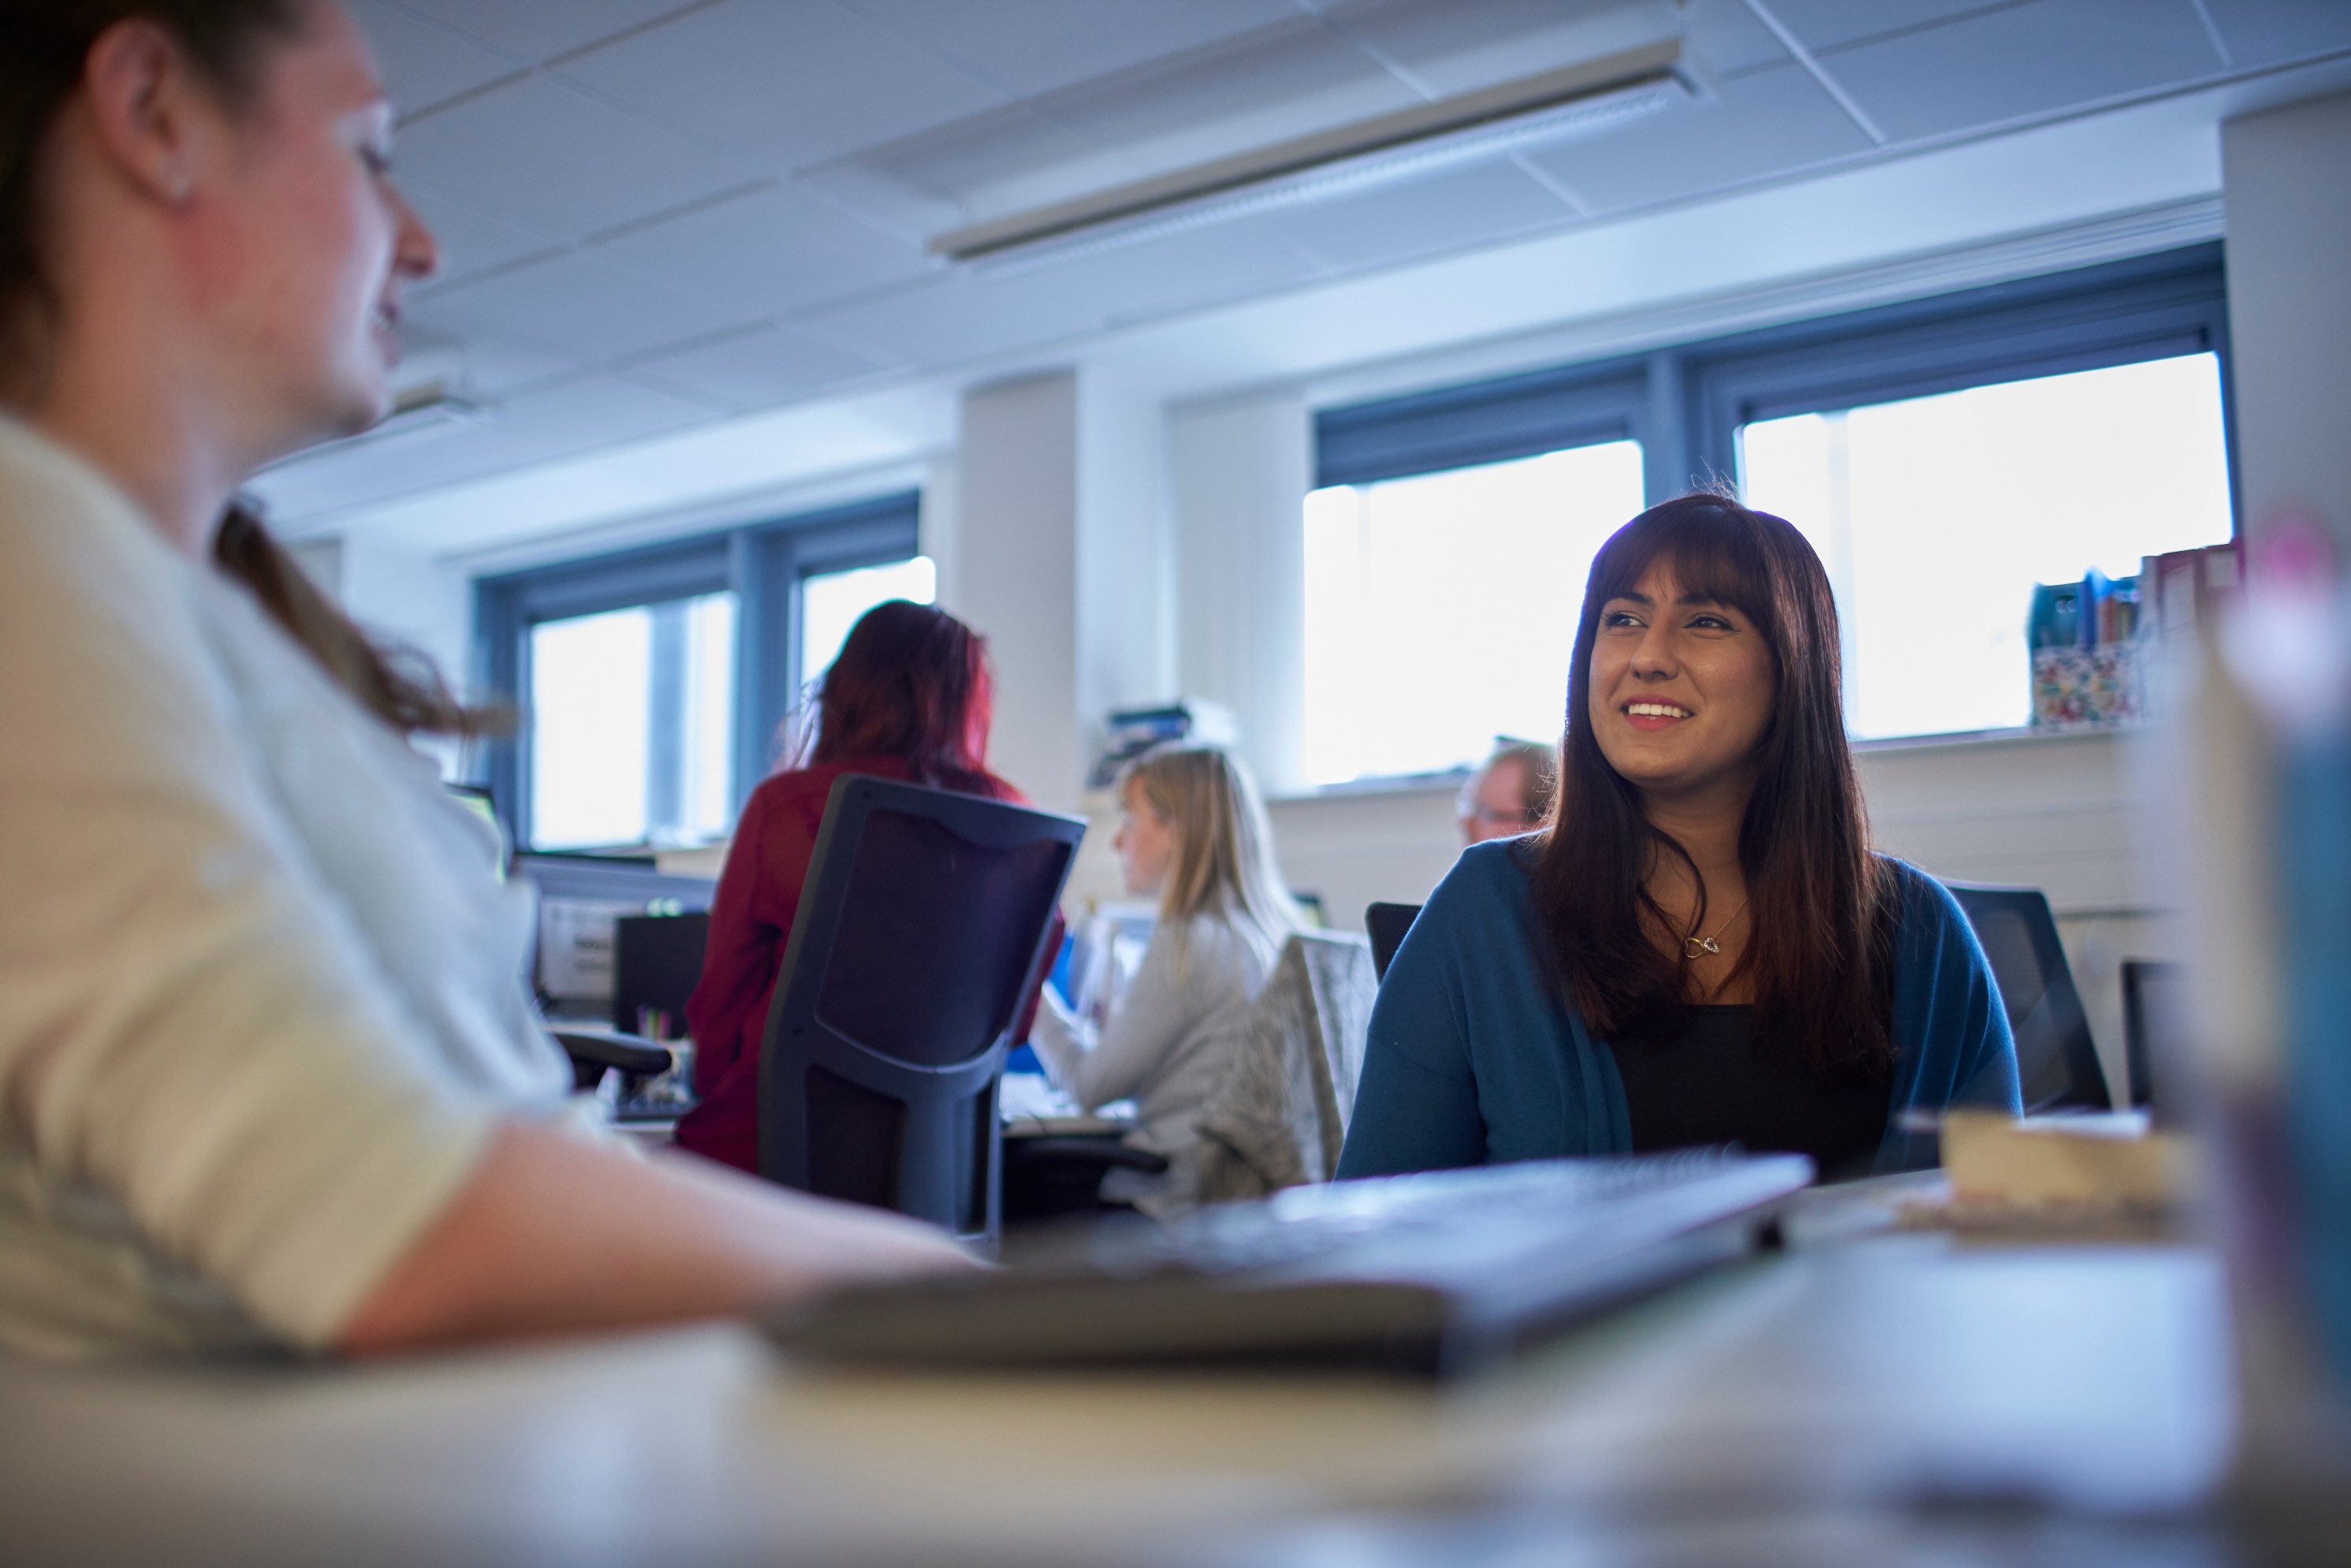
1682, 896, 1749, 960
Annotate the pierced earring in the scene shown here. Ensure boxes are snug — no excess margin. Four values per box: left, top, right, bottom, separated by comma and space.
160, 164, 191, 203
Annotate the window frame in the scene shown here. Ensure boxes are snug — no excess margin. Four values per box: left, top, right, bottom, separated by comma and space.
1305, 243, 2235, 779
474, 491, 920, 850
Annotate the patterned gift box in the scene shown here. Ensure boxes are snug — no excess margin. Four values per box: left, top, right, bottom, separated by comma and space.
2030, 642, 2143, 728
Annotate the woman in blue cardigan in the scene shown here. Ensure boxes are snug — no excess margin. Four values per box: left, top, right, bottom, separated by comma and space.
1337, 494, 2020, 1183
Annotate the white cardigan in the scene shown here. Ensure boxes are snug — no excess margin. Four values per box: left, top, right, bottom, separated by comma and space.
0, 419, 570, 1358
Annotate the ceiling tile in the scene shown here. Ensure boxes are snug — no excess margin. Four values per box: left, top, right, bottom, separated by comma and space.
387, 0, 698, 64
1257, 158, 1574, 272
250, 424, 557, 518
554, 0, 1010, 172
494, 375, 726, 453
1820, 0, 2224, 142
401, 187, 562, 287
1680, 0, 1794, 76
348, 0, 516, 114
1528, 58, 1872, 208
397, 76, 747, 240
628, 326, 893, 409
590, 185, 931, 318
422, 254, 763, 363
2196, 0, 2351, 66
844, 0, 1298, 97
801, 272, 1082, 365
1764, 0, 2020, 54
448, 333, 585, 398
806, 227, 1318, 364
1039, 23, 1422, 187
394, 313, 585, 397
1329, 0, 1682, 99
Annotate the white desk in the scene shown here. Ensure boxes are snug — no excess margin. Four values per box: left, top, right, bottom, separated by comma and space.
0, 1204, 2256, 1566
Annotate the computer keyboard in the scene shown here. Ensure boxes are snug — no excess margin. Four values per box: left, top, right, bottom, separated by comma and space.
763, 1149, 1813, 1376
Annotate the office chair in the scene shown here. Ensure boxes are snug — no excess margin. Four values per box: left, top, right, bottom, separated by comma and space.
1365, 902, 1422, 982
613, 911, 709, 1038
1943, 881, 2111, 1114
758, 774, 1083, 1251
2121, 958, 2182, 1119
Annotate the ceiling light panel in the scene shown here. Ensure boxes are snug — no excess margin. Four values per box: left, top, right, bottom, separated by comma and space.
936, 41, 1689, 270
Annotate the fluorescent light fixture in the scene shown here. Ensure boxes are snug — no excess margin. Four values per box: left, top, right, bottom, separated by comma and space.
260, 379, 491, 471
933, 38, 1686, 274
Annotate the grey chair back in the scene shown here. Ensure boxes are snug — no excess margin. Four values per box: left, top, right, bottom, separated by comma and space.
1943, 881, 2111, 1114
1194, 931, 1378, 1205
757, 774, 1082, 1251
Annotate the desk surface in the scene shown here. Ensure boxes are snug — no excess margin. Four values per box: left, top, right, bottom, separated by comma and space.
1, 1183, 2271, 1566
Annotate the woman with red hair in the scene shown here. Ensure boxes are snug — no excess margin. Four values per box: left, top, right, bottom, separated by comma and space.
677, 599, 1026, 1173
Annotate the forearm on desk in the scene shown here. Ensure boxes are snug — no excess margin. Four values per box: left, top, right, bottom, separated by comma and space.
337, 1122, 977, 1355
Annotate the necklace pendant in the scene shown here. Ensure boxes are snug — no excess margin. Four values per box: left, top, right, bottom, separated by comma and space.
1683, 935, 1719, 959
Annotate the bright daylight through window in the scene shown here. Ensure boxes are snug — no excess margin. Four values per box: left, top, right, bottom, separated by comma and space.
529, 591, 736, 851
1304, 441, 1646, 785
1740, 353, 2234, 740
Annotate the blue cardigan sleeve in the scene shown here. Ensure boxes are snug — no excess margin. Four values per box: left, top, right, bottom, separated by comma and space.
1875, 861, 2023, 1171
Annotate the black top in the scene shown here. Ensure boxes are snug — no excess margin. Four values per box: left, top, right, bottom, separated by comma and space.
1608, 1005, 1891, 1182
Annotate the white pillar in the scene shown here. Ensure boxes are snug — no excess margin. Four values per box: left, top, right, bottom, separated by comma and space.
2222, 89, 2351, 545
1170, 390, 1313, 796
954, 372, 1082, 810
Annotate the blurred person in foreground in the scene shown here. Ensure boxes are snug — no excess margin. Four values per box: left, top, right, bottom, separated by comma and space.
0, 0, 969, 1360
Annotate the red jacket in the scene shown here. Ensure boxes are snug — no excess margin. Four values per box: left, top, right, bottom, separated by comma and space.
675, 754, 1038, 1175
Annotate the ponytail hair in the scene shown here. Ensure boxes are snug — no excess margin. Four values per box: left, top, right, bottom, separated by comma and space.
214, 504, 502, 738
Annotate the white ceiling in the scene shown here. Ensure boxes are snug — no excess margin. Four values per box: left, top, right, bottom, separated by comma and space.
253, 0, 2351, 542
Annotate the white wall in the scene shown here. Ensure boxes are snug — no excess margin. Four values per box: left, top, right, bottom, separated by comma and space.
2222, 89, 2351, 548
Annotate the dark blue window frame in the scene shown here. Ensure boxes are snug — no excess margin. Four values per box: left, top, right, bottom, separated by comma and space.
1314, 242, 2235, 518
473, 491, 920, 848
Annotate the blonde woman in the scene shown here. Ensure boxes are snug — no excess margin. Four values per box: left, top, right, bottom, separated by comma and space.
1031, 743, 1306, 1216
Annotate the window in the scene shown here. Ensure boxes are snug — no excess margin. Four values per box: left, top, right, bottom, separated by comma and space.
1303, 441, 1645, 784
1740, 354, 2233, 739
527, 593, 736, 850
1307, 243, 2234, 775
475, 493, 920, 850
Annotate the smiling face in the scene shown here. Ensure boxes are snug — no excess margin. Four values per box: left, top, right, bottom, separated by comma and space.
197, 2, 438, 450
1587, 558, 1777, 810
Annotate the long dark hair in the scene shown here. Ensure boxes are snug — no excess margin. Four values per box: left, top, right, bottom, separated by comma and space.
2, 2, 493, 737
1531, 493, 1894, 1072
805, 600, 996, 793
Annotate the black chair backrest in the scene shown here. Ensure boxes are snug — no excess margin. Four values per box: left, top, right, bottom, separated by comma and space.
613, 911, 708, 1036
1943, 881, 2111, 1114
2121, 958, 2183, 1118
1365, 902, 1422, 982
758, 775, 1083, 1250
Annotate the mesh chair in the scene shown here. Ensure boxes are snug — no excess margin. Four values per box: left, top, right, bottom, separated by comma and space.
1364, 902, 1422, 982
1943, 881, 2111, 1114
2121, 958, 2183, 1119
758, 775, 1083, 1251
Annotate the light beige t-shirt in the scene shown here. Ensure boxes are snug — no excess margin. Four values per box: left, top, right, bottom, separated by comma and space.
0, 418, 572, 1358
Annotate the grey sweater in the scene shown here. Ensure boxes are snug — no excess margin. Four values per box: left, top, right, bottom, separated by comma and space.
1029, 914, 1272, 1217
